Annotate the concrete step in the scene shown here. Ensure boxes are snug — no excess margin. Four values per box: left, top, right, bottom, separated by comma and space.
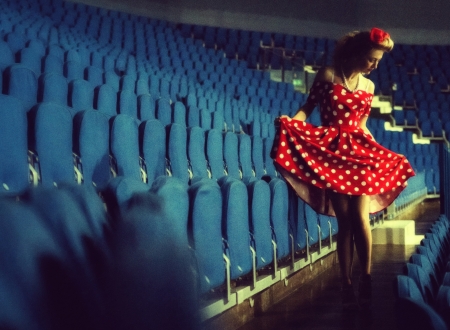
372, 220, 423, 245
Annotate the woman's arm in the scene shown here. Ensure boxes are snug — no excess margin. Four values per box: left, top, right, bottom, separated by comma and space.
291, 103, 316, 121
280, 67, 332, 122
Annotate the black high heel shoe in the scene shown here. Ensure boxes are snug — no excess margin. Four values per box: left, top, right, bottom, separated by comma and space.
358, 274, 372, 309
342, 284, 359, 311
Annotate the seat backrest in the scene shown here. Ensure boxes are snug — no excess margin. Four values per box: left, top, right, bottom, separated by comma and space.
238, 134, 255, 178
187, 126, 209, 180
96, 83, 117, 117
0, 198, 62, 329
406, 263, 435, 303
0, 94, 29, 195
68, 79, 94, 113
39, 72, 68, 104
223, 132, 240, 180
118, 89, 138, 119
73, 110, 111, 190
84, 66, 104, 87
156, 98, 172, 126
166, 123, 189, 184
110, 114, 141, 182
137, 94, 156, 121
220, 178, 252, 280
251, 135, 265, 178
7, 64, 38, 111
247, 179, 273, 269
139, 119, 166, 185
206, 129, 225, 180
31, 102, 74, 187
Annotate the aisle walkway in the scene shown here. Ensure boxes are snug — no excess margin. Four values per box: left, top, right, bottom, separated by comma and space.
238, 199, 440, 330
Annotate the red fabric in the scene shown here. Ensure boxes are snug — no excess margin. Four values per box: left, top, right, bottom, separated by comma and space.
271, 81, 415, 216
370, 27, 390, 44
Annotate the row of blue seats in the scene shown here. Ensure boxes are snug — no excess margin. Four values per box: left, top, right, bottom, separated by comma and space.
0, 93, 341, 295
393, 172, 428, 212
0, 63, 288, 138
395, 214, 450, 329
0, 180, 200, 329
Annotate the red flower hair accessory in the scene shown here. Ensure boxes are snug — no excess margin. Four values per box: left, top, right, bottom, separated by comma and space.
370, 27, 390, 44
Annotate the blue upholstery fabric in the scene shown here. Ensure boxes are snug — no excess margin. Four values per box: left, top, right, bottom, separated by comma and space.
73, 110, 111, 190
0, 198, 62, 329
39, 72, 68, 104
31, 102, 74, 187
7, 64, 38, 111
187, 126, 209, 180
247, 179, 273, 269
23, 186, 108, 329
138, 94, 156, 121
304, 204, 320, 247
166, 123, 189, 184
96, 83, 117, 117
69, 79, 94, 113
139, 119, 167, 185
406, 263, 436, 304
223, 132, 240, 179
64, 60, 84, 82
150, 176, 190, 246
188, 178, 224, 292
110, 114, 141, 182
156, 98, 172, 126
118, 89, 138, 118
0, 94, 29, 195
220, 177, 252, 279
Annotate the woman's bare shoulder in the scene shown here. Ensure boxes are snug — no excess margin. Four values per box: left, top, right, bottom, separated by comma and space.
361, 75, 375, 94
314, 66, 335, 83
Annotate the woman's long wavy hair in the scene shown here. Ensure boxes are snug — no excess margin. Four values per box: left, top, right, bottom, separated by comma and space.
333, 30, 394, 69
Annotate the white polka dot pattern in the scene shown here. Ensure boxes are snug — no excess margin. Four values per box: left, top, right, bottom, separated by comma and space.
271, 81, 415, 215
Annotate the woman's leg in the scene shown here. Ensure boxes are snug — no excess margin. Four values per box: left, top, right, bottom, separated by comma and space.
349, 195, 371, 276
329, 192, 353, 286
349, 194, 372, 307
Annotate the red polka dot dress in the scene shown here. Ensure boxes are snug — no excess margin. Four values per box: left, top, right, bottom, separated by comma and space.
271, 80, 415, 216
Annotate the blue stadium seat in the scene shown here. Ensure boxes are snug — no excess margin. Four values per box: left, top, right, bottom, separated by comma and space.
110, 114, 142, 182
0, 94, 30, 195
156, 98, 172, 126
6, 64, 38, 111
19, 47, 42, 75
73, 110, 112, 190
96, 83, 118, 117
0, 198, 62, 329
206, 129, 225, 180
64, 60, 84, 82
150, 175, 190, 246
406, 262, 436, 304
137, 93, 156, 122
219, 176, 253, 280
187, 126, 209, 181
68, 79, 95, 113
85, 66, 104, 87
104, 71, 120, 92
118, 89, 138, 118
166, 123, 189, 184
139, 119, 167, 185
39, 72, 68, 104
29, 102, 78, 187
0, 40, 15, 69
5, 31, 26, 54
23, 186, 108, 329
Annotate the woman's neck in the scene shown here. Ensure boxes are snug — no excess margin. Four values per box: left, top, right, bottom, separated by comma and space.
341, 65, 360, 81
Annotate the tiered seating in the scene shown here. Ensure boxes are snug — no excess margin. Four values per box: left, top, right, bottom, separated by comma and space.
394, 214, 450, 329
0, 0, 437, 325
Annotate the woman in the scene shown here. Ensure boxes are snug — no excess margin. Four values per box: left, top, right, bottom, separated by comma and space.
271, 28, 415, 310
